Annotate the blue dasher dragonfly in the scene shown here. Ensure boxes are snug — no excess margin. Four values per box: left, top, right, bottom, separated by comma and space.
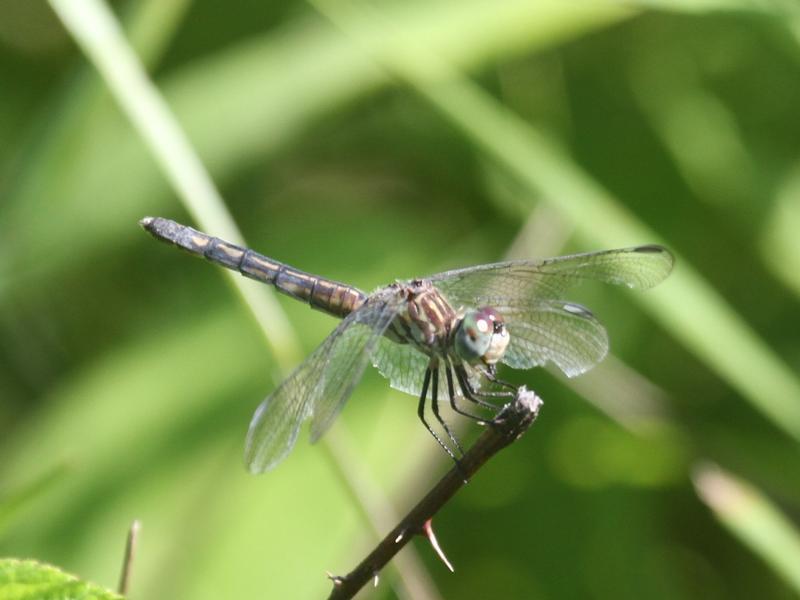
141, 217, 673, 472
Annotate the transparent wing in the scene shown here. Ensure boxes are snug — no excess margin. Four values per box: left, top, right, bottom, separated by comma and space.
371, 337, 431, 398
309, 295, 403, 442
500, 300, 608, 377
244, 290, 402, 473
428, 245, 672, 376
430, 245, 673, 307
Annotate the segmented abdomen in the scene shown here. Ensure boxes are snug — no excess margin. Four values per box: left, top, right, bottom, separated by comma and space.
140, 217, 366, 318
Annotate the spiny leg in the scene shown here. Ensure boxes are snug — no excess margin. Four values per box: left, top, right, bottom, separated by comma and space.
418, 367, 458, 462
444, 364, 488, 422
429, 367, 464, 456
483, 364, 517, 391
453, 364, 504, 410
455, 363, 515, 403
456, 364, 524, 427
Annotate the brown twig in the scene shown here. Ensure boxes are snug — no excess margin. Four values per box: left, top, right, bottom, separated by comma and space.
327, 387, 542, 600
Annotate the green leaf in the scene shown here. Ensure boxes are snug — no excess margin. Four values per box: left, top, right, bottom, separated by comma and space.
0, 559, 123, 600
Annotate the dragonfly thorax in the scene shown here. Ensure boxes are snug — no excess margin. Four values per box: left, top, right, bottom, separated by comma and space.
387, 280, 460, 353
453, 307, 510, 366
389, 282, 511, 365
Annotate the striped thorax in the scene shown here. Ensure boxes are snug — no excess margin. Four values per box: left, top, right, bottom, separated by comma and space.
387, 280, 457, 354
387, 279, 511, 366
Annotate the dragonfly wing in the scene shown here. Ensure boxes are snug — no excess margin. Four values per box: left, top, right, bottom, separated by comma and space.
244, 290, 402, 473
308, 293, 403, 442
429, 246, 672, 377
430, 245, 674, 309
371, 337, 430, 398
244, 353, 317, 474
500, 300, 608, 377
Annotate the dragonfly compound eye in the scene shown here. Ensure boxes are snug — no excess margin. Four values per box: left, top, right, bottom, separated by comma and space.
454, 310, 493, 363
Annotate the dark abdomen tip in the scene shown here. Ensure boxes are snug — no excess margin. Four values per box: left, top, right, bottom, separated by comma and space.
139, 216, 187, 245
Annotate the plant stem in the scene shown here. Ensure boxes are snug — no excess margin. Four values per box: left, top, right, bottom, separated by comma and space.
118, 520, 140, 596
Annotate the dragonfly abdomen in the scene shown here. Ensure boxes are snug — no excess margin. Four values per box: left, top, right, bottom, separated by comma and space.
140, 217, 366, 318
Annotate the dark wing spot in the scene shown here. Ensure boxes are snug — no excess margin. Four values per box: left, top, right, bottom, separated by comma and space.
634, 244, 668, 254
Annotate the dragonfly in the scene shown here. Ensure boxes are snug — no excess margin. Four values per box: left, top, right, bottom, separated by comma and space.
141, 217, 673, 473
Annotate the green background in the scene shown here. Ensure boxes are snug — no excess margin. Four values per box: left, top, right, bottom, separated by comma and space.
2, 1, 800, 598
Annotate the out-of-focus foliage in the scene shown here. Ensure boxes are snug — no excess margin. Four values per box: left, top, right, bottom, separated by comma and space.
0, 558, 122, 600
1, 1, 799, 599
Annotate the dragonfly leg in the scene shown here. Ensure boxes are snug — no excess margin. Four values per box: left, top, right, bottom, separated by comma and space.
455, 364, 516, 402
444, 364, 490, 421
430, 367, 464, 456
418, 367, 458, 462
483, 364, 517, 391
454, 367, 498, 410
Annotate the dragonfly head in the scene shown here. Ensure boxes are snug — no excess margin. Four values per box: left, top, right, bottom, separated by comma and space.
454, 307, 510, 365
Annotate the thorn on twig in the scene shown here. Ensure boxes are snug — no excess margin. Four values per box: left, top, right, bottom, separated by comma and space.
373, 571, 379, 587
422, 518, 454, 572
118, 519, 141, 595
326, 572, 345, 586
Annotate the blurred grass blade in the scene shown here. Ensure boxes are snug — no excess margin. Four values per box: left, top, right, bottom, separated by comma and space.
2, 1, 635, 291
48, 2, 442, 596
48, 0, 302, 373
633, 0, 800, 18
124, 0, 193, 66
761, 165, 800, 298
694, 463, 800, 594
0, 0, 189, 295
633, 0, 800, 47
630, 56, 756, 212
311, 0, 800, 442
0, 559, 123, 600
0, 464, 68, 537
